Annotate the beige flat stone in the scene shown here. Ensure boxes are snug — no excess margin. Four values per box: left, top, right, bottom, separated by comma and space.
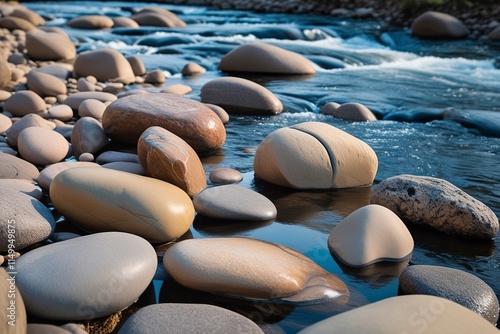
320, 101, 341, 115
144, 69, 165, 84
78, 99, 106, 120
182, 62, 206, 76
160, 84, 192, 95
0, 113, 12, 133
46, 105, 73, 122
10, 7, 45, 26
209, 167, 242, 184
63, 91, 117, 111
102, 161, 145, 175
113, 17, 139, 28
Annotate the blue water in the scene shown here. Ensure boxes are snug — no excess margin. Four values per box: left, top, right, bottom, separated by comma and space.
25, 1, 500, 332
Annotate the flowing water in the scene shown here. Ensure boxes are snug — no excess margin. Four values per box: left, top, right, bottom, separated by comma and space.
25, 1, 500, 332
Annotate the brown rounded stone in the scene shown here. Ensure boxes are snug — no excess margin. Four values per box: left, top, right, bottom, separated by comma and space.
160, 84, 192, 95
102, 93, 226, 153
10, 7, 45, 26
66, 15, 114, 29
209, 167, 242, 184
47, 105, 73, 122
182, 62, 206, 76
3, 90, 46, 117
71, 117, 109, 157
138, 126, 206, 197
0, 113, 12, 133
5, 113, 55, 148
63, 91, 117, 111
112, 17, 140, 28
0, 60, 11, 88
26, 29, 76, 61
328, 102, 377, 121
132, 7, 186, 28
73, 49, 136, 84
0, 179, 43, 199
37, 161, 101, 192
126, 55, 146, 76
0, 152, 39, 181
0, 17, 36, 31
204, 103, 229, 124
78, 98, 106, 120
144, 69, 165, 84
411, 11, 470, 39
27, 71, 67, 97
320, 102, 341, 115
18, 127, 69, 165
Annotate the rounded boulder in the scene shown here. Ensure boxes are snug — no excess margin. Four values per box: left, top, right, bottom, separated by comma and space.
27, 71, 67, 97
26, 29, 76, 61
0, 152, 39, 181
3, 90, 46, 117
5, 113, 56, 148
37, 161, 101, 192
411, 11, 470, 39
18, 127, 69, 166
74, 49, 136, 84
254, 121, 378, 189
50, 167, 195, 243
70, 117, 109, 157
326, 102, 377, 121
66, 15, 114, 29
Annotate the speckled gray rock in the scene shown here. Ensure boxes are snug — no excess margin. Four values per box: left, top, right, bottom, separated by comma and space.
399, 265, 499, 324
370, 174, 499, 240
193, 185, 276, 221
209, 167, 242, 184
0, 188, 55, 252
0, 152, 39, 181
16, 232, 157, 320
117, 303, 264, 334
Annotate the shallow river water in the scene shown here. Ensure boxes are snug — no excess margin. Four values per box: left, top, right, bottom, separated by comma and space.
25, 1, 500, 332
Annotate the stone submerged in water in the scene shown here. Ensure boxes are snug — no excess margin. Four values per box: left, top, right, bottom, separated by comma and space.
298, 295, 499, 334
0, 187, 55, 252
254, 121, 378, 189
102, 93, 226, 153
137, 126, 206, 197
118, 303, 264, 334
328, 204, 413, 267
219, 42, 315, 74
200, 76, 283, 115
50, 167, 194, 243
411, 11, 470, 39
399, 265, 499, 324
163, 237, 349, 302
370, 174, 499, 240
16, 232, 157, 320
323, 102, 377, 121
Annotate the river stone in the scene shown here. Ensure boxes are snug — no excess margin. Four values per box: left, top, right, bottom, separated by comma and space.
18, 127, 69, 166
74, 49, 136, 84
328, 204, 413, 267
67, 15, 114, 29
126, 55, 146, 76
138, 126, 206, 197
204, 103, 229, 124
37, 161, 100, 192
30, 64, 72, 81
131, 8, 186, 28
0, 179, 43, 199
193, 185, 276, 221
0, 17, 36, 31
411, 11, 470, 39
96, 151, 140, 164
0, 59, 11, 88
181, 62, 206, 76
370, 174, 499, 240
0, 152, 39, 181
76, 77, 95, 92
117, 303, 264, 334
254, 121, 378, 189
137, 7, 186, 27
164, 237, 349, 302
5, 113, 55, 148
489, 26, 500, 40
200, 76, 283, 115
47, 105, 73, 122
71, 117, 109, 157
399, 265, 499, 324
26, 29, 76, 61
209, 167, 242, 184
328, 102, 377, 121
1, 269, 27, 334
144, 69, 165, 84
0, 187, 55, 252
219, 42, 316, 74
0, 113, 12, 133
161, 84, 192, 95
50, 167, 195, 243
320, 102, 341, 115
78, 99, 106, 120
298, 295, 499, 334
102, 93, 226, 153
27, 72, 67, 97
102, 161, 145, 175
16, 232, 157, 320
3, 90, 46, 117
113, 17, 139, 28
10, 7, 45, 26
63, 91, 117, 111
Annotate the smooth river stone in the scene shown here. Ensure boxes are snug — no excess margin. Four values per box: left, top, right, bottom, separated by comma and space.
144, 69, 165, 84
200, 76, 283, 115
328, 102, 377, 121
328, 204, 413, 267
0, 152, 39, 181
26, 29, 76, 61
37, 161, 100, 192
0, 59, 11, 88
209, 167, 242, 184
78, 98, 106, 120
118, 303, 264, 334
399, 265, 499, 324
102, 93, 226, 153
411, 11, 470, 39
181, 62, 206, 76
204, 103, 229, 124
70, 117, 109, 157
254, 121, 378, 189
299, 295, 499, 334
10, 6, 45, 26
1, 269, 27, 334
46, 105, 73, 122
126, 55, 146, 76
102, 161, 145, 175
95, 151, 140, 164
163, 237, 349, 302
3, 90, 46, 117
113, 17, 139, 28
74, 49, 136, 84
370, 174, 499, 240
193, 185, 277, 221
66, 15, 114, 29
26, 71, 67, 97
0, 179, 43, 199
50, 167, 195, 243
63, 91, 117, 111
138, 126, 206, 197
131, 8, 186, 28
0, 187, 55, 252
18, 127, 69, 166
0, 113, 12, 133
5, 113, 55, 148
0, 17, 36, 31
16, 232, 157, 320
219, 42, 315, 74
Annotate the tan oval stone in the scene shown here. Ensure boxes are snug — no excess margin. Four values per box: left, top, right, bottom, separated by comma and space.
0, 60, 11, 88
201, 76, 283, 114
370, 174, 499, 240
144, 69, 165, 84
47, 104, 73, 122
18, 127, 69, 166
132, 8, 186, 28
102, 93, 226, 153
160, 84, 192, 95
137, 7, 187, 27
0, 17, 36, 31
0, 152, 39, 181
0, 113, 12, 133
219, 42, 315, 74
204, 103, 229, 124
78, 98, 106, 120
320, 102, 341, 115
163, 237, 349, 302
411, 11, 470, 39
3, 90, 46, 117
0, 269, 27, 334
327, 102, 377, 121
254, 121, 378, 189
0, 178, 43, 199
37, 161, 100, 192
5, 113, 55, 148
112, 17, 140, 28
10, 7, 45, 26
26, 29, 76, 61
126, 55, 146, 76
0, 90, 12, 102
209, 167, 242, 184
73, 49, 135, 84
76, 77, 95, 92
71, 117, 109, 157
50, 167, 195, 243
298, 295, 499, 334
66, 15, 114, 29
182, 62, 206, 76
138, 126, 206, 197
63, 91, 117, 111
77, 152, 94, 162
328, 204, 413, 267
